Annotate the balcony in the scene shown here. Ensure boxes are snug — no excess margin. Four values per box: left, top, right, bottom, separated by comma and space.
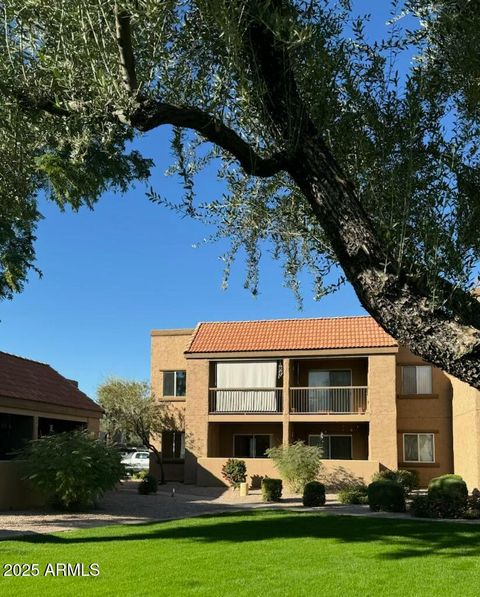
209, 388, 283, 414
290, 386, 368, 414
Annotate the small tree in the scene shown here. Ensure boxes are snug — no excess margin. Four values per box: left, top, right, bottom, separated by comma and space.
221, 458, 247, 488
266, 441, 323, 493
98, 378, 182, 485
18, 430, 124, 510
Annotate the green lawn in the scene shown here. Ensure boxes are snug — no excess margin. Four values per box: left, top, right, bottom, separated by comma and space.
1, 510, 480, 596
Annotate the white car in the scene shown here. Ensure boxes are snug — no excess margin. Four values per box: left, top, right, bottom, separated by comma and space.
121, 450, 150, 472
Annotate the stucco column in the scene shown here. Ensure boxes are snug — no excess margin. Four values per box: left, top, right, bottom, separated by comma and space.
282, 358, 290, 445
32, 415, 39, 440
368, 354, 398, 470
184, 359, 210, 483
450, 375, 480, 490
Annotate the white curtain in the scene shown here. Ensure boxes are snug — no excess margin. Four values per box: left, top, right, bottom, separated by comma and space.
216, 362, 277, 412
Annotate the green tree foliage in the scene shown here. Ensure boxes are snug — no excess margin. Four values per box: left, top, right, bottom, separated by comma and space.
18, 430, 124, 510
2, 1, 480, 385
97, 377, 183, 484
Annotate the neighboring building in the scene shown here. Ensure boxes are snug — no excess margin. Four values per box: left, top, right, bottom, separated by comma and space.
151, 316, 480, 489
0, 351, 102, 509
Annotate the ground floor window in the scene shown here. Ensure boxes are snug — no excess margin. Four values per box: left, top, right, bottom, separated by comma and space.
0, 412, 34, 459
403, 433, 435, 463
162, 431, 185, 460
37, 417, 86, 437
233, 434, 271, 458
308, 434, 352, 459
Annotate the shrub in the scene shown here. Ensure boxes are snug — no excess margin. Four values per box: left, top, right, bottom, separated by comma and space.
372, 469, 419, 494
338, 484, 368, 505
138, 474, 158, 495
261, 478, 283, 502
133, 470, 148, 480
18, 430, 124, 510
266, 441, 322, 493
410, 494, 432, 518
303, 481, 326, 507
427, 474, 468, 518
221, 459, 247, 488
367, 479, 406, 512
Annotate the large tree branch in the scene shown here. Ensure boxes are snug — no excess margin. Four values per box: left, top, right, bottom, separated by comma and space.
127, 99, 289, 177
115, 6, 138, 94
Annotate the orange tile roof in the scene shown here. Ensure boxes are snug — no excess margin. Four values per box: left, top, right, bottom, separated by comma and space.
0, 351, 102, 413
186, 316, 397, 354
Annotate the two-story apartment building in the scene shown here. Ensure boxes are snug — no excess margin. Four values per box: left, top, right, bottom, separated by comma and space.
151, 316, 480, 489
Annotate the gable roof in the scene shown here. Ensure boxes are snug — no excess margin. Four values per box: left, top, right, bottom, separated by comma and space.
0, 351, 102, 413
186, 316, 397, 354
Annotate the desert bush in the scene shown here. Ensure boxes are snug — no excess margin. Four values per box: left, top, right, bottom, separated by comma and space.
221, 459, 247, 488
261, 478, 283, 502
18, 430, 124, 510
138, 474, 158, 495
338, 484, 368, 505
303, 481, 326, 507
372, 469, 419, 494
367, 479, 406, 512
266, 442, 322, 493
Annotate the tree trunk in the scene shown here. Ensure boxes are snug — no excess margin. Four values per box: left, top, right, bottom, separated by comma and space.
245, 1, 480, 388
150, 444, 166, 485
288, 136, 480, 387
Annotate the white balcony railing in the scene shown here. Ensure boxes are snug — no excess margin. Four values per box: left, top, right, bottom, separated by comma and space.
209, 388, 283, 413
290, 386, 368, 414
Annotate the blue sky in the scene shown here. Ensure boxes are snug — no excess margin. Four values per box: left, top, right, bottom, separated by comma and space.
0, 3, 411, 399
0, 126, 365, 399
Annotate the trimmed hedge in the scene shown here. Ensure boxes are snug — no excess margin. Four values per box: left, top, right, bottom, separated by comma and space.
367, 479, 406, 512
427, 474, 468, 518
338, 484, 368, 505
372, 469, 419, 494
303, 481, 326, 507
261, 478, 283, 502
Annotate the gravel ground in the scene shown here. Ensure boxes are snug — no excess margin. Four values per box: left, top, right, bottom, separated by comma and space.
1, 482, 477, 539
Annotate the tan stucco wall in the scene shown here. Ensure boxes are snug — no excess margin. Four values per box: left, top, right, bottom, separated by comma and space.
395, 347, 453, 487
196, 457, 380, 488
0, 462, 44, 510
368, 354, 398, 470
450, 375, 480, 491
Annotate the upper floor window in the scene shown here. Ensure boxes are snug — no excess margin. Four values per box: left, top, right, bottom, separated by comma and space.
163, 370, 186, 397
401, 365, 432, 395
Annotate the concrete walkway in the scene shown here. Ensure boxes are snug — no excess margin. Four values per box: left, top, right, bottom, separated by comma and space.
0, 482, 477, 539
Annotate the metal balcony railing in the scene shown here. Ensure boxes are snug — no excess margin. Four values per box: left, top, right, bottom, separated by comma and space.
290, 386, 368, 414
208, 388, 283, 413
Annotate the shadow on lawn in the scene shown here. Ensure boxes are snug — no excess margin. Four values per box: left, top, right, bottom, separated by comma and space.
8, 511, 480, 560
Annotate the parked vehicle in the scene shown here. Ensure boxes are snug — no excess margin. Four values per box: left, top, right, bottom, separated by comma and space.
121, 450, 150, 473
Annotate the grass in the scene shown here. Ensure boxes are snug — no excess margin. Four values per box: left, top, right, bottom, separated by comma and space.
1, 510, 480, 596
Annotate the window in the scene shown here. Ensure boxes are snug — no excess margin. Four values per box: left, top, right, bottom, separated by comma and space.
402, 365, 432, 395
162, 431, 185, 460
307, 370, 352, 413
0, 413, 33, 460
233, 435, 271, 458
308, 434, 353, 460
163, 371, 186, 397
403, 433, 435, 463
